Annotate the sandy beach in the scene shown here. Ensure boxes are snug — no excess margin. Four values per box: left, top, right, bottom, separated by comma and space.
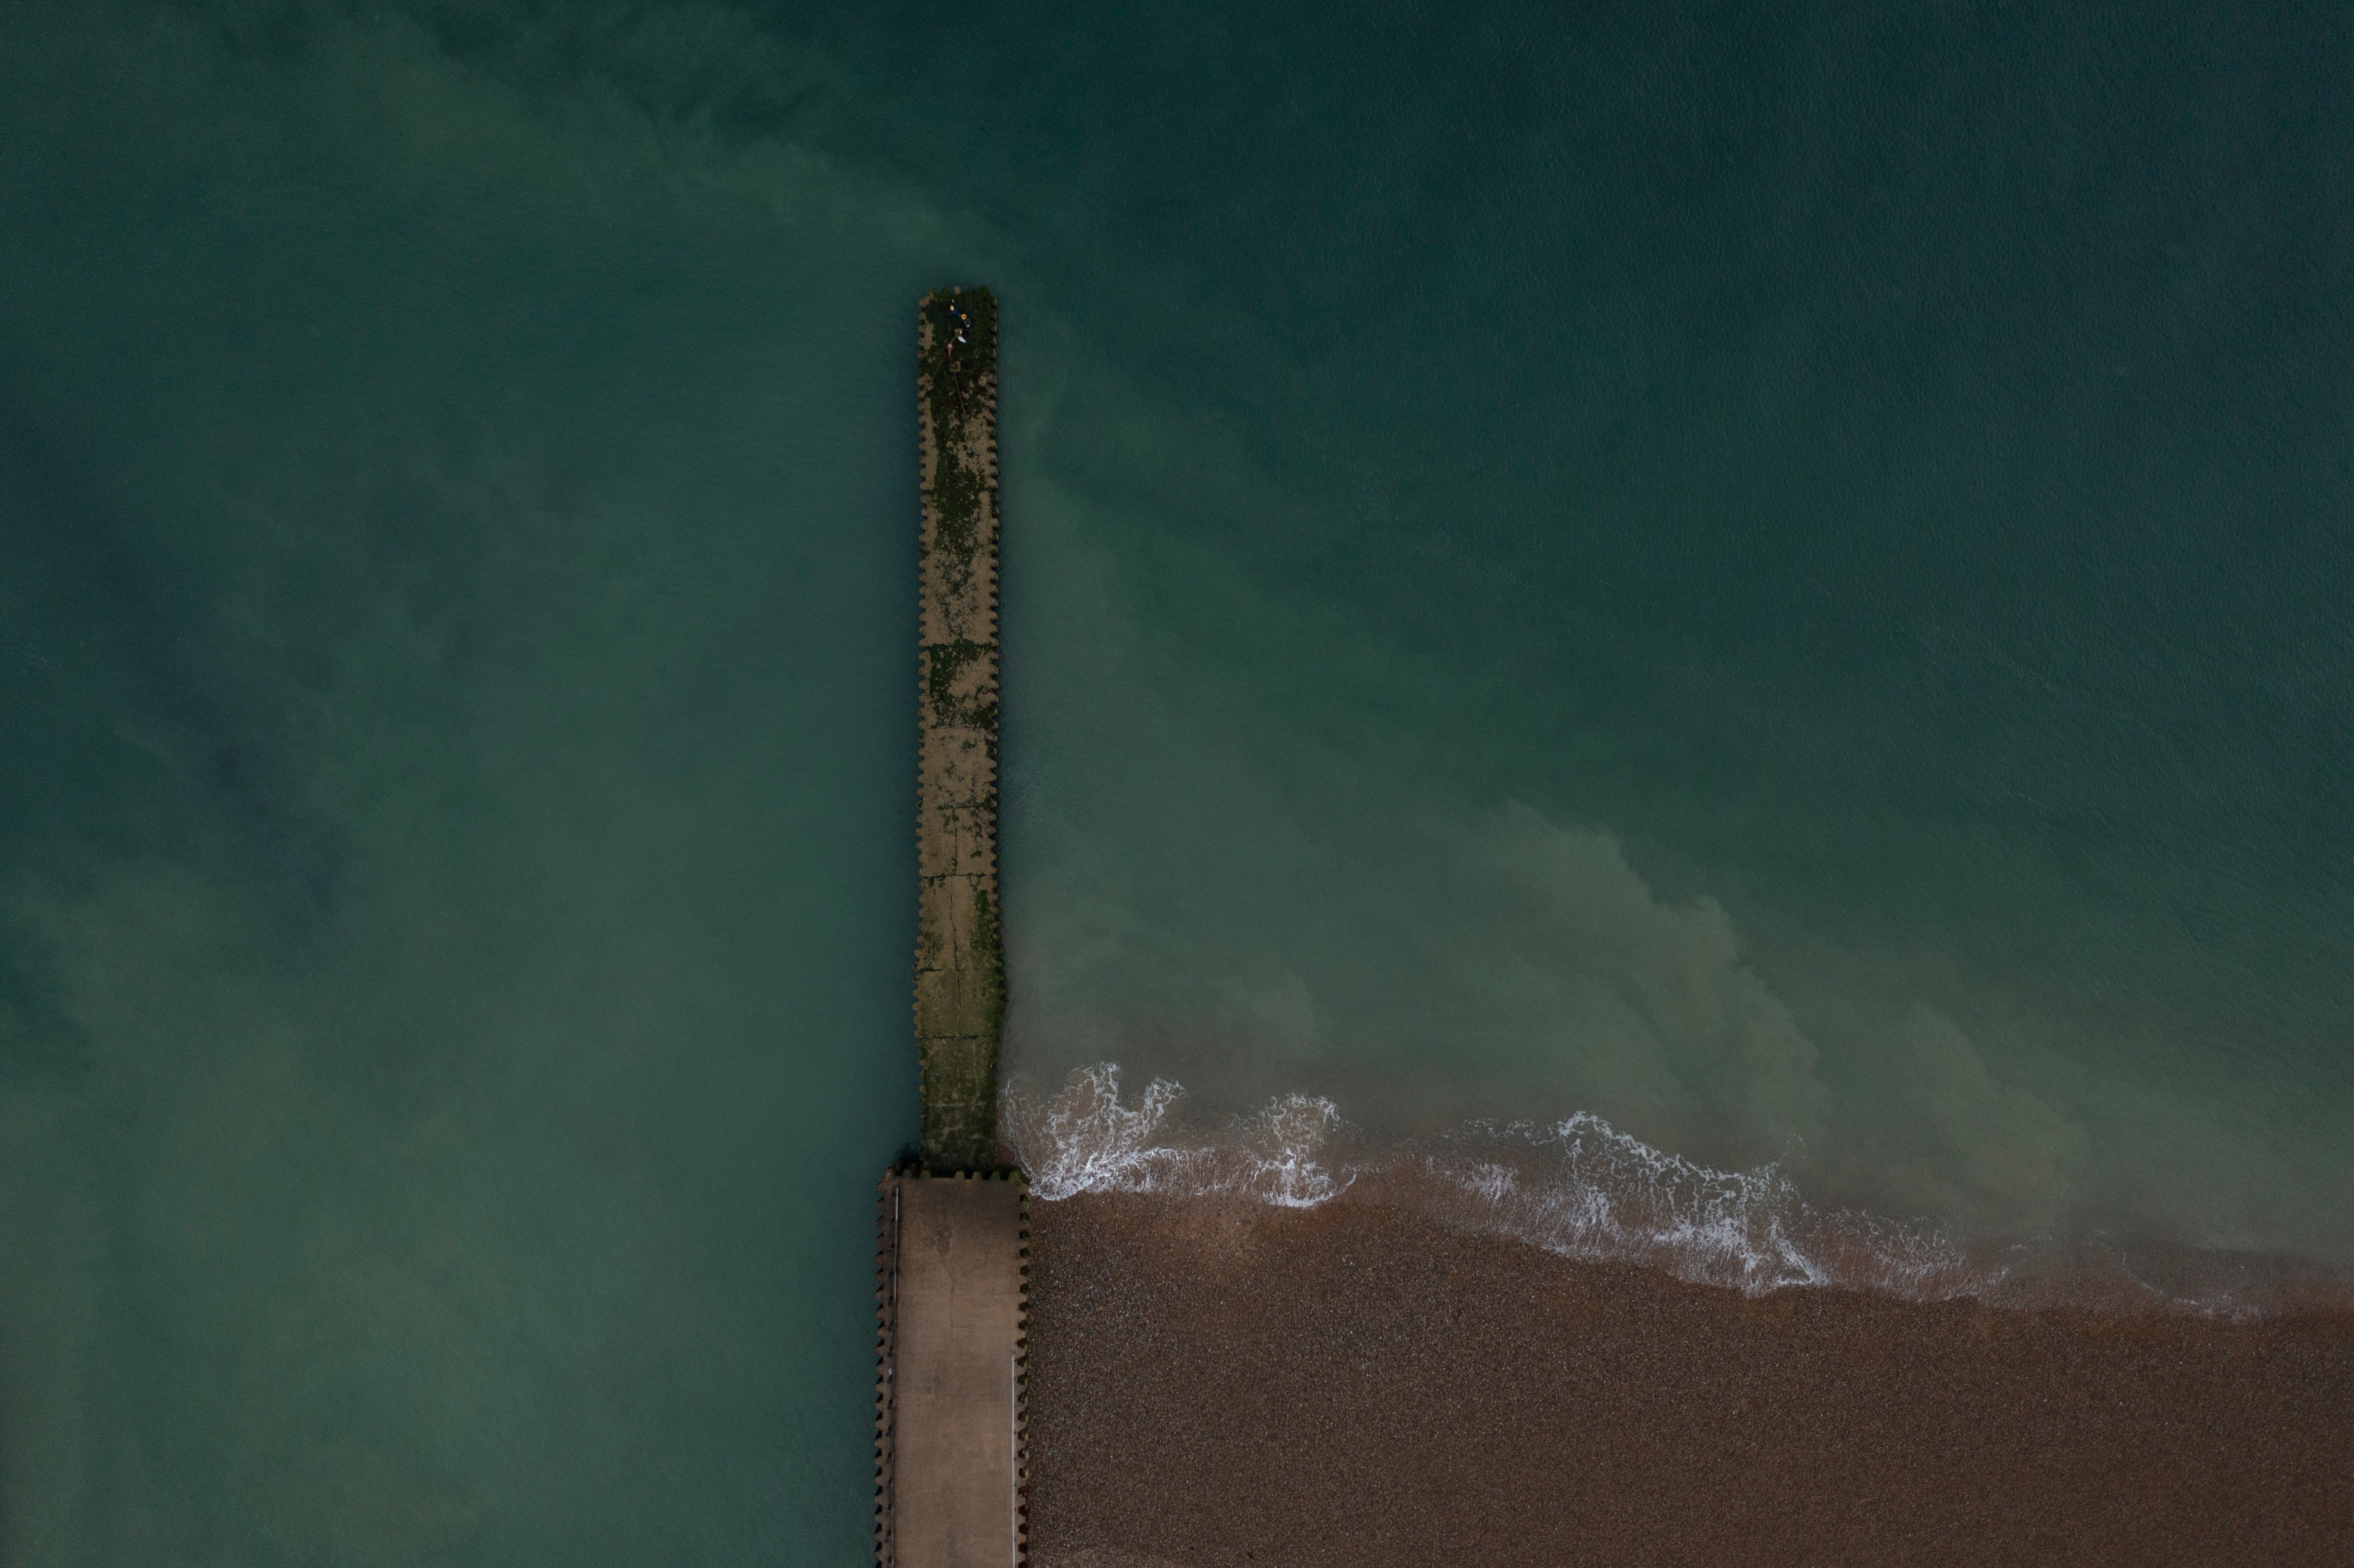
1023, 1189, 2354, 1567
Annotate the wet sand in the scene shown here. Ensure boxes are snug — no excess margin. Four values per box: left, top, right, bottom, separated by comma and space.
1023, 1190, 2354, 1567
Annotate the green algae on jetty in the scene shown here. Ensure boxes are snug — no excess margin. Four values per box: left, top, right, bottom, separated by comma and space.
914, 287, 1005, 1170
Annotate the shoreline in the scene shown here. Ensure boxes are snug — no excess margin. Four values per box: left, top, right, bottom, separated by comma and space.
1023, 1186, 2354, 1568
1005, 1066, 2354, 1319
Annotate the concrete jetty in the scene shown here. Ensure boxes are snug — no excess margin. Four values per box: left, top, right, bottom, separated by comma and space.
878, 288, 1026, 1568
913, 286, 1005, 1174
873, 1170, 1029, 1568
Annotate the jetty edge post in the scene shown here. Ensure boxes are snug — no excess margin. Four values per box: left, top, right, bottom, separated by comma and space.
877, 289, 1028, 1568
913, 285, 1005, 1174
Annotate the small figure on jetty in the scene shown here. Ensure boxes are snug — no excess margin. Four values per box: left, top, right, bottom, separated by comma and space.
939, 298, 973, 359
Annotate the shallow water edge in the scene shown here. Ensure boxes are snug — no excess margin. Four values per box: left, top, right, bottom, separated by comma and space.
1009, 1064, 2354, 1317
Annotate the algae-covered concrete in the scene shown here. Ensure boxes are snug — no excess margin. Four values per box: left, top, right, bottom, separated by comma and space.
879, 292, 1029, 1568
873, 1170, 1029, 1568
915, 287, 1004, 1171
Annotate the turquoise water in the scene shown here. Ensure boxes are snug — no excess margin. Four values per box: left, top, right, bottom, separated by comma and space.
3, 0, 2350, 1559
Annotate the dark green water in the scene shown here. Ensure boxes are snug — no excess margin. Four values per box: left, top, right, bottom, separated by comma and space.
2, 0, 2349, 1559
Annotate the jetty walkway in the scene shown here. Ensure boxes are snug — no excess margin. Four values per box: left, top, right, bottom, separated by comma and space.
875, 288, 1027, 1568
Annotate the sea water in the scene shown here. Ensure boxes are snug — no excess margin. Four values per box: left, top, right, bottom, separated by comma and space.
2, 0, 2349, 1561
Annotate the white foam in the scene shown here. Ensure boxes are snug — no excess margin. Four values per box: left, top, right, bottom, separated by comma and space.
1422, 1115, 1988, 1298
1005, 1064, 1349, 1208
1007, 1063, 1996, 1301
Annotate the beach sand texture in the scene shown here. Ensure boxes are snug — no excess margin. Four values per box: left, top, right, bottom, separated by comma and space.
915, 287, 1005, 1171
1024, 1190, 2354, 1567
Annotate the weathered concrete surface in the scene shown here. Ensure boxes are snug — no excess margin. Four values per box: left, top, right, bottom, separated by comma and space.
875, 1170, 1029, 1568
882, 291, 1026, 1568
915, 287, 1004, 1170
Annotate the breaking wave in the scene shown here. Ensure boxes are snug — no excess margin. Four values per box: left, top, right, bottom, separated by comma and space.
1419, 1115, 1988, 1299
1006, 1063, 1993, 1301
1006, 1064, 1349, 1208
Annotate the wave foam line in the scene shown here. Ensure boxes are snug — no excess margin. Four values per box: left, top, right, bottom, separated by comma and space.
1006, 1064, 1348, 1208
1005, 1064, 1995, 1301
1423, 1115, 1988, 1299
